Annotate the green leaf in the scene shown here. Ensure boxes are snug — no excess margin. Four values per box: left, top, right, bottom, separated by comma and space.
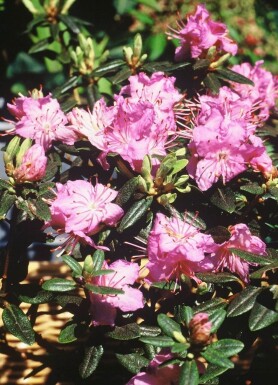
193, 59, 210, 71
203, 73, 221, 95
2, 304, 35, 345
249, 301, 278, 331
79, 345, 104, 379
171, 342, 189, 355
117, 196, 153, 232
200, 364, 230, 383
240, 183, 264, 195
151, 281, 181, 291
115, 176, 141, 207
268, 186, 278, 200
62, 255, 82, 276
142, 61, 190, 73
201, 349, 234, 369
32, 198, 51, 221
228, 248, 273, 265
91, 269, 114, 276
175, 305, 193, 326
52, 76, 80, 97
29, 38, 50, 54
84, 283, 124, 295
138, 0, 162, 12
58, 322, 78, 344
139, 336, 175, 347
157, 314, 186, 343
0, 192, 16, 219
59, 14, 80, 33
196, 272, 240, 283
208, 339, 244, 357
215, 68, 254, 85
107, 323, 141, 340
139, 325, 161, 337
208, 308, 227, 333
18, 288, 55, 304
0, 179, 14, 191
146, 33, 167, 60
92, 60, 125, 77
227, 286, 264, 317
179, 360, 199, 385
250, 260, 278, 279
116, 353, 150, 374
193, 298, 227, 314
210, 187, 236, 213
92, 249, 105, 272
42, 278, 77, 292
113, 0, 136, 14
111, 67, 132, 84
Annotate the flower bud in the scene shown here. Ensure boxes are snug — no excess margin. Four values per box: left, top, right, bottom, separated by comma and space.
189, 312, 212, 346
13, 144, 47, 184
3, 136, 21, 176
15, 138, 32, 167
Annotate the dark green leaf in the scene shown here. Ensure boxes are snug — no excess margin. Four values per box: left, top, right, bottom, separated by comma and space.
203, 73, 221, 94
268, 186, 278, 200
54, 294, 84, 308
228, 248, 273, 265
52, 76, 80, 97
200, 364, 230, 383
171, 342, 189, 355
157, 314, 185, 343
179, 360, 199, 385
0, 192, 16, 218
113, 0, 136, 14
62, 255, 82, 276
175, 305, 193, 326
116, 353, 150, 374
111, 67, 132, 84
42, 278, 77, 292
91, 269, 114, 276
151, 281, 181, 291
240, 183, 264, 195
32, 198, 51, 221
139, 325, 161, 337
227, 286, 264, 317
210, 188, 236, 213
18, 289, 55, 304
193, 59, 210, 71
201, 349, 234, 369
249, 301, 278, 331
0, 179, 14, 191
193, 298, 227, 314
29, 38, 50, 54
208, 339, 244, 357
84, 283, 124, 295
196, 272, 240, 283
215, 68, 254, 85
92, 60, 125, 77
59, 14, 80, 33
25, 15, 47, 33
2, 304, 35, 345
117, 197, 153, 233
58, 322, 78, 344
79, 345, 104, 379
107, 323, 141, 340
139, 336, 175, 347
115, 176, 141, 207
208, 308, 226, 333
250, 260, 278, 279
142, 61, 190, 73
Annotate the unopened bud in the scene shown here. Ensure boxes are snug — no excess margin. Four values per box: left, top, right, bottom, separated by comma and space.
189, 313, 212, 346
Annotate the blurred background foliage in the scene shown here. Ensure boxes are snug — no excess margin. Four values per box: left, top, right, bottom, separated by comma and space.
0, 0, 277, 111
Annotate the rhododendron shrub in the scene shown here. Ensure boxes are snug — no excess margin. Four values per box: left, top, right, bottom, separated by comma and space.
0, 2, 277, 385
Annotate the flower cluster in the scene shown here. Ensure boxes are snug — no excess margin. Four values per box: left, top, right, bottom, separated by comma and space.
168, 3, 237, 61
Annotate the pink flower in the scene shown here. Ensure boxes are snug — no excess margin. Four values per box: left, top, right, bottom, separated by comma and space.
7, 93, 77, 150
189, 313, 212, 346
13, 144, 47, 183
231, 61, 278, 122
168, 4, 237, 61
126, 352, 180, 385
46, 180, 124, 250
67, 98, 114, 150
146, 213, 217, 283
214, 223, 267, 283
187, 87, 273, 190
89, 260, 144, 326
